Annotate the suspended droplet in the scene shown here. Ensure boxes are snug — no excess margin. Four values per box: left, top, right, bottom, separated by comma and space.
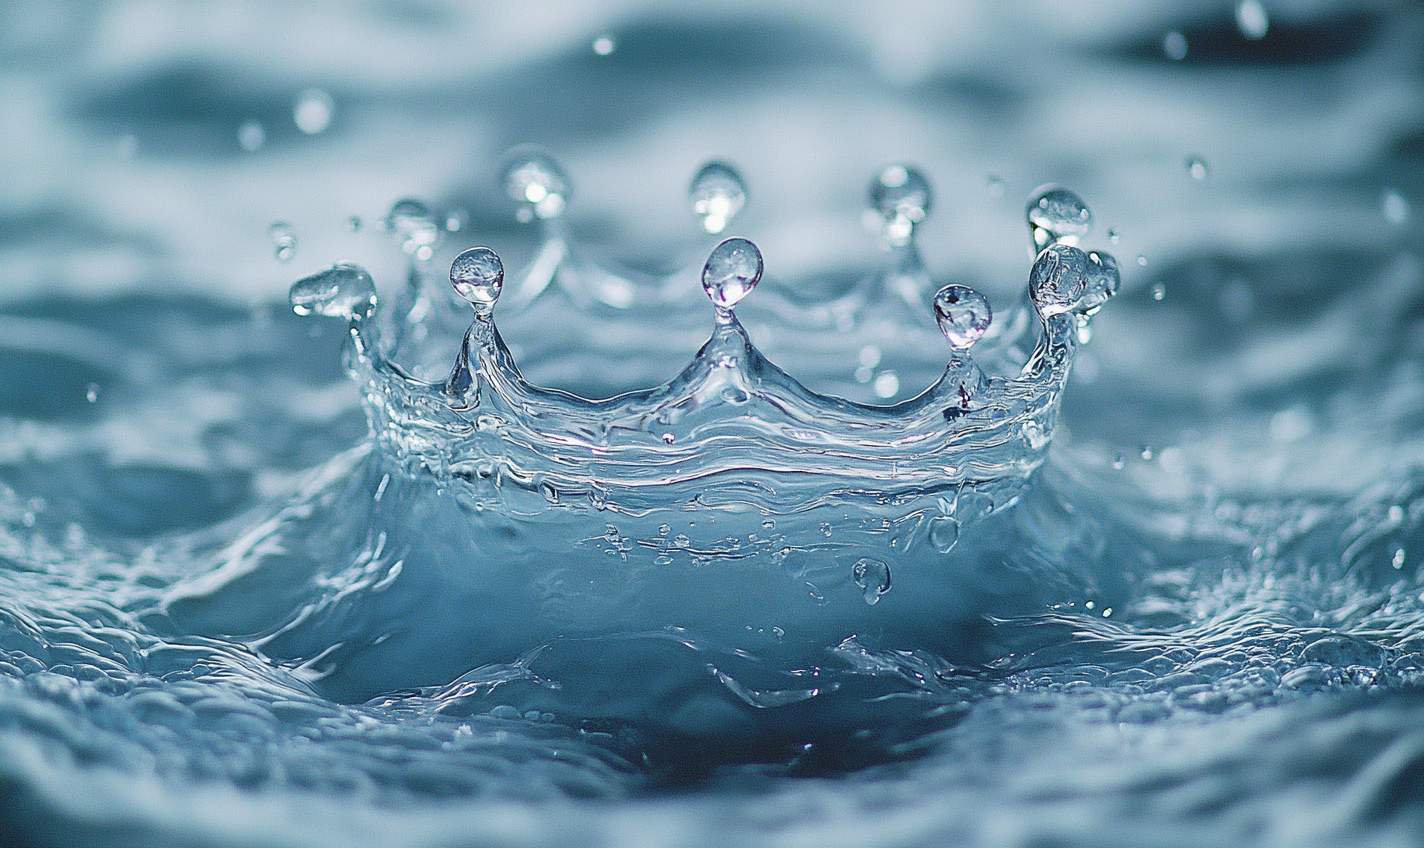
1027, 185, 1092, 250
293, 88, 334, 135
346, 215, 362, 232
593, 34, 616, 55
270, 222, 297, 262
84, 383, 100, 404
444, 208, 468, 233
852, 558, 892, 605
870, 164, 932, 246
1383, 189, 1410, 225
873, 371, 900, 399
502, 148, 569, 221
1151, 283, 1166, 301
1186, 156, 1208, 181
385, 199, 442, 261
1235, 0, 1269, 40
1163, 30, 1188, 61
1028, 243, 1090, 318
689, 162, 747, 235
1137, 254, 1149, 267
238, 120, 265, 152
933, 284, 992, 350
290, 263, 377, 321
702, 237, 762, 311
1079, 251, 1120, 313
450, 247, 504, 315
1107, 227, 1120, 244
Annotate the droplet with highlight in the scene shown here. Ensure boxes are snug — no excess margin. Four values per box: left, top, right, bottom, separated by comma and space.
293, 88, 334, 135
870, 164, 932, 246
702, 237, 763, 311
1186, 156, 1208, 181
689, 162, 747, 235
502, 149, 570, 221
385, 199, 443, 261
1027, 186, 1092, 250
1236, 0, 1269, 40
450, 247, 504, 315
270, 222, 296, 262
290, 263, 377, 322
1079, 251, 1120, 313
1028, 244, 1090, 318
934, 285, 992, 350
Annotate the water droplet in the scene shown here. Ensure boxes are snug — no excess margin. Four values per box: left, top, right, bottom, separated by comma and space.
1236, 0, 1269, 40
346, 215, 361, 232
1112, 453, 1125, 470
870, 164, 932, 246
502, 149, 569, 220
290, 263, 377, 321
1079, 251, 1120, 313
689, 162, 747, 235
1151, 283, 1166, 301
858, 345, 882, 368
84, 383, 99, 404
702, 237, 762, 310
593, 35, 616, 55
293, 88, 334, 135
1383, 189, 1410, 226
928, 516, 960, 552
450, 247, 504, 315
1028, 243, 1091, 318
933, 285, 992, 350
986, 175, 1005, 197
270, 222, 297, 262
238, 120, 265, 152
1140, 445, 1154, 461
1137, 254, 1149, 267
873, 371, 900, 399
1107, 227, 1120, 244
1026, 185, 1092, 250
1394, 548, 1407, 570
385, 199, 442, 261
818, 523, 832, 537
852, 558, 892, 605
445, 209, 468, 232
1163, 29, 1188, 61
1186, 156, 1208, 181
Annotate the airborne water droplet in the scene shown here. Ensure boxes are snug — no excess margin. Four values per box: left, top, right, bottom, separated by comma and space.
1186, 156, 1208, 181
933, 285, 992, 350
689, 162, 747, 235
385, 199, 442, 261
239, 120, 265, 152
1236, 0, 1269, 40
870, 164, 932, 246
270, 222, 296, 262
1163, 29, 1188, 61
293, 88, 334, 135
1026, 186, 1092, 250
702, 237, 763, 311
290, 263, 377, 321
1028, 243, 1090, 318
450, 247, 504, 314
1151, 283, 1166, 301
84, 383, 99, 404
502, 149, 570, 220
852, 558, 892, 605
593, 35, 616, 55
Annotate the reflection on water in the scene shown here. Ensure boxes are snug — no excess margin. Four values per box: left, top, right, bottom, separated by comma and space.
2, 2, 1424, 846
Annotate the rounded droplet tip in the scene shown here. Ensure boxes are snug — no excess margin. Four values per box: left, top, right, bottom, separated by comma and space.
870, 164, 932, 245
290, 263, 377, 322
501, 147, 570, 220
701, 237, 763, 311
689, 161, 747, 235
450, 247, 504, 312
1026, 185, 1092, 249
933, 284, 992, 351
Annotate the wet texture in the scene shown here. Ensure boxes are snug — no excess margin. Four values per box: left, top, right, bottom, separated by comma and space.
2, 2, 1424, 846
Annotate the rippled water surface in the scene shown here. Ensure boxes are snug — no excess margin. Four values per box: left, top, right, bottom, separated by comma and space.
3, 2, 1424, 846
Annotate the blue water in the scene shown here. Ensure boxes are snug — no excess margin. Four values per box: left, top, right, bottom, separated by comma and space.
3, 2, 1424, 846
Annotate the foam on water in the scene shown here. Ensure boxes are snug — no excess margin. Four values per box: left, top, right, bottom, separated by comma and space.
3, 3, 1424, 846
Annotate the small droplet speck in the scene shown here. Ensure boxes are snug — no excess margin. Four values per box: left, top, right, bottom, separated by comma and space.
85, 384, 99, 404
1151, 283, 1166, 301
1186, 156, 1208, 181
